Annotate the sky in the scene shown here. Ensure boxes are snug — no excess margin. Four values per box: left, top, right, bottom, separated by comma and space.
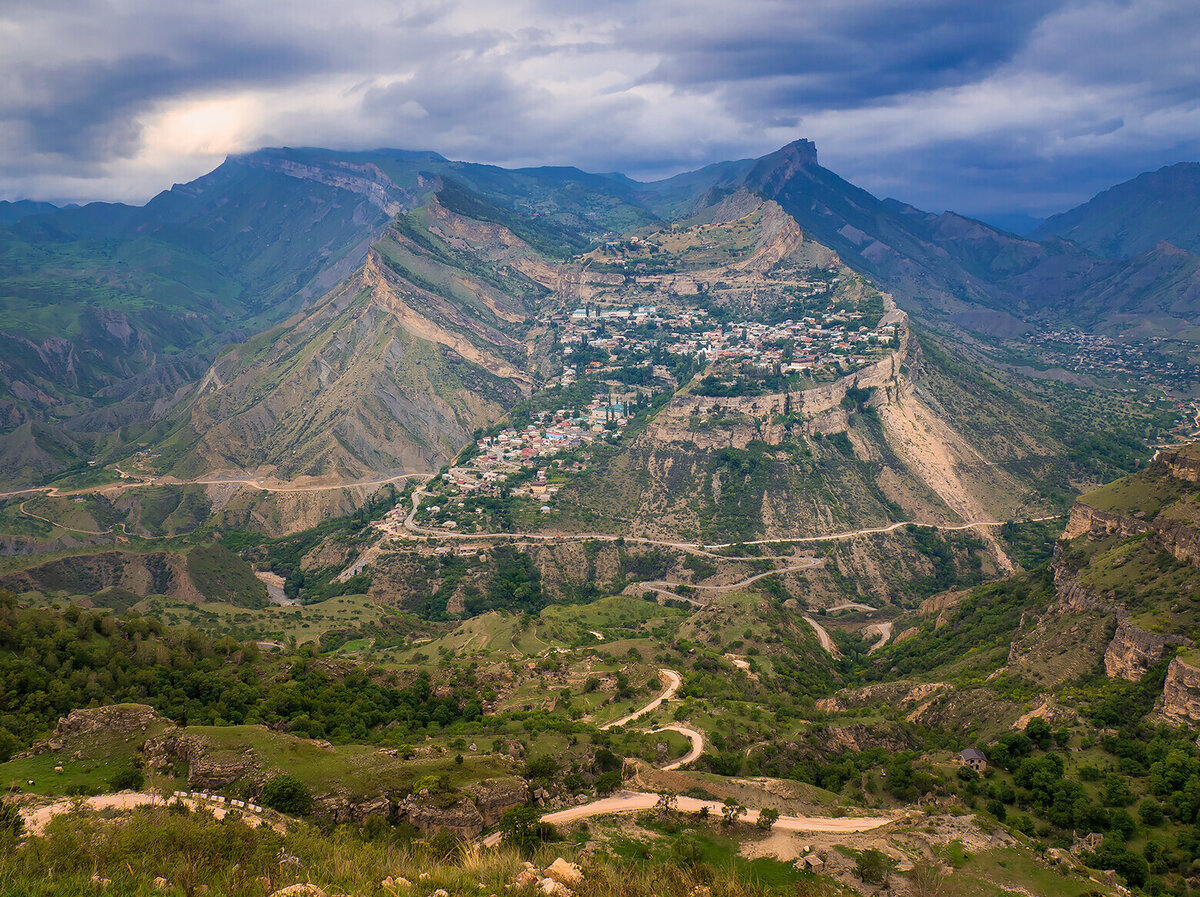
1, 0, 1199, 225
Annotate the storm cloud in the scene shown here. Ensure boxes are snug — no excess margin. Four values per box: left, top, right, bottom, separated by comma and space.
1, 0, 1198, 222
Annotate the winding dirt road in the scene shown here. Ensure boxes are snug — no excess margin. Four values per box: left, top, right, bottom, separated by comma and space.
638, 559, 823, 604
601, 669, 683, 730
802, 616, 840, 657
653, 725, 704, 771
21, 791, 280, 836
482, 792, 890, 846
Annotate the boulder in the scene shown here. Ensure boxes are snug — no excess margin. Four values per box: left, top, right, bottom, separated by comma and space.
543, 858, 583, 887
538, 879, 572, 897
268, 886, 328, 897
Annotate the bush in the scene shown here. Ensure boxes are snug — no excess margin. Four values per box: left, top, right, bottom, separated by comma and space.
108, 766, 145, 792
525, 755, 559, 781
260, 775, 313, 815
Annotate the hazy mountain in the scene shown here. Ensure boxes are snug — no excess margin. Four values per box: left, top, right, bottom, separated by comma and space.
1033, 162, 1200, 257
0, 200, 63, 225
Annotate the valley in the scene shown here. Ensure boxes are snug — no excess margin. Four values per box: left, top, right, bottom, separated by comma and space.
1, 140, 1199, 897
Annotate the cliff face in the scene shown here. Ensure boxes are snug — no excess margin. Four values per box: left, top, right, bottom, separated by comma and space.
1104, 619, 1193, 681
1159, 448, 1200, 483
1161, 656, 1200, 723
1062, 503, 1148, 541
1065, 498, 1200, 570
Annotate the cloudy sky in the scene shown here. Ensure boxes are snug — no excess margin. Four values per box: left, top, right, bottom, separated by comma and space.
2, 0, 1198, 225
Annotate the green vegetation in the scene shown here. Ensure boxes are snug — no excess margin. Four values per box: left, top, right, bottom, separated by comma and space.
0, 591, 477, 750
186, 542, 268, 608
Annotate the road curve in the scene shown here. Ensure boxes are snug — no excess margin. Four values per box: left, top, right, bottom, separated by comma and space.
639, 559, 822, 603
601, 669, 682, 730
653, 725, 704, 771
802, 616, 840, 657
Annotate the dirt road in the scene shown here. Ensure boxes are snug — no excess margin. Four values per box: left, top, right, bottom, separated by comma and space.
638, 559, 822, 603
865, 621, 894, 653
802, 616, 840, 657
536, 791, 891, 832
653, 726, 704, 771
22, 791, 279, 836
601, 669, 682, 730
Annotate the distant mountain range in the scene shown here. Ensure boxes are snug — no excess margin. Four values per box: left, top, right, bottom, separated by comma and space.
0, 140, 1195, 493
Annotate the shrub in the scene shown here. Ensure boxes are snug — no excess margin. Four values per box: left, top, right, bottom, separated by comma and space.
525, 755, 559, 781
595, 770, 621, 794
108, 766, 145, 792
260, 775, 313, 815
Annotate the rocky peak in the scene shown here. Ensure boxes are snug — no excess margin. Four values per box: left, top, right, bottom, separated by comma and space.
746, 139, 820, 199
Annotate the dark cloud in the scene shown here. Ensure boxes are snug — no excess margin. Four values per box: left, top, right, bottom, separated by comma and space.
0, 0, 1197, 219
629, 0, 1064, 106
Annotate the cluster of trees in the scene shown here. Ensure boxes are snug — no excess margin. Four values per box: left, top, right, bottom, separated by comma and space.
0, 592, 479, 754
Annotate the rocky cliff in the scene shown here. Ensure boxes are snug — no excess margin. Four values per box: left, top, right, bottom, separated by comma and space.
1159, 447, 1200, 483
1105, 619, 1193, 681
1161, 656, 1200, 724
1064, 496, 1200, 569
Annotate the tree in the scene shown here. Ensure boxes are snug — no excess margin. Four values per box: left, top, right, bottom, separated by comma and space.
260, 775, 312, 815
498, 806, 542, 855
108, 765, 145, 792
1025, 717, 1052, 750
721, 799, 746, 826
756, 807, 779, 830
855, 848, 892, 885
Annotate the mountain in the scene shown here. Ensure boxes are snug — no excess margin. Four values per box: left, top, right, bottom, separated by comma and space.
0, 200, 63, 225
146, 193, 555, 484
1033, 162, 1200, 258
0, 138, 1183, 529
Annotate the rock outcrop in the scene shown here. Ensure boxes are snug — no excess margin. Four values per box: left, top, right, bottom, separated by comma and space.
1159, 447, 1200, 483
1161, 656, 1200, 723
397, 793, 485, 838
464, 776, 529, 827
1105, 620, 1193, 681
34, 704, 161, 753
1062, 503, 1148, 541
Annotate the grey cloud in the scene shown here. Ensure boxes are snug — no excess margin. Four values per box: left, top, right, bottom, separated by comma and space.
1, 0, 1199, 219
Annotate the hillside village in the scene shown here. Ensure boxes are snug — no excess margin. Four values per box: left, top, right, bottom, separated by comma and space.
382, 286, 902, 533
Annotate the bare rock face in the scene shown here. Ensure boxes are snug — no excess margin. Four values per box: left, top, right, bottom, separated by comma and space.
1105, 620, 1193, 681
1063, 502, 1149, 540
463, 776, 529, 827
35, 704, 161, 752
1161, 657, 1200, 723
1158, 448, 1200, 483
397, 793, 485, 838
310, 792, 394, 824
143, 731, 263, 790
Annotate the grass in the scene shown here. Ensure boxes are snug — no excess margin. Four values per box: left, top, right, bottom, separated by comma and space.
144, 592, 388, 645
0, 719, 177, 798
950, 846, 1116, 897
0, 805, 843, 897
186, 725, 513, 798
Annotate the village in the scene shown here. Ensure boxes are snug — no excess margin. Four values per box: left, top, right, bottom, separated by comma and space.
375, 287, 903, 536
553, 298, 900, 381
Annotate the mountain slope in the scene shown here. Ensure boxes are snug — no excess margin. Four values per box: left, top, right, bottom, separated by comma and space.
141, 192, 564, 483
1033, 162, 1200, 258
